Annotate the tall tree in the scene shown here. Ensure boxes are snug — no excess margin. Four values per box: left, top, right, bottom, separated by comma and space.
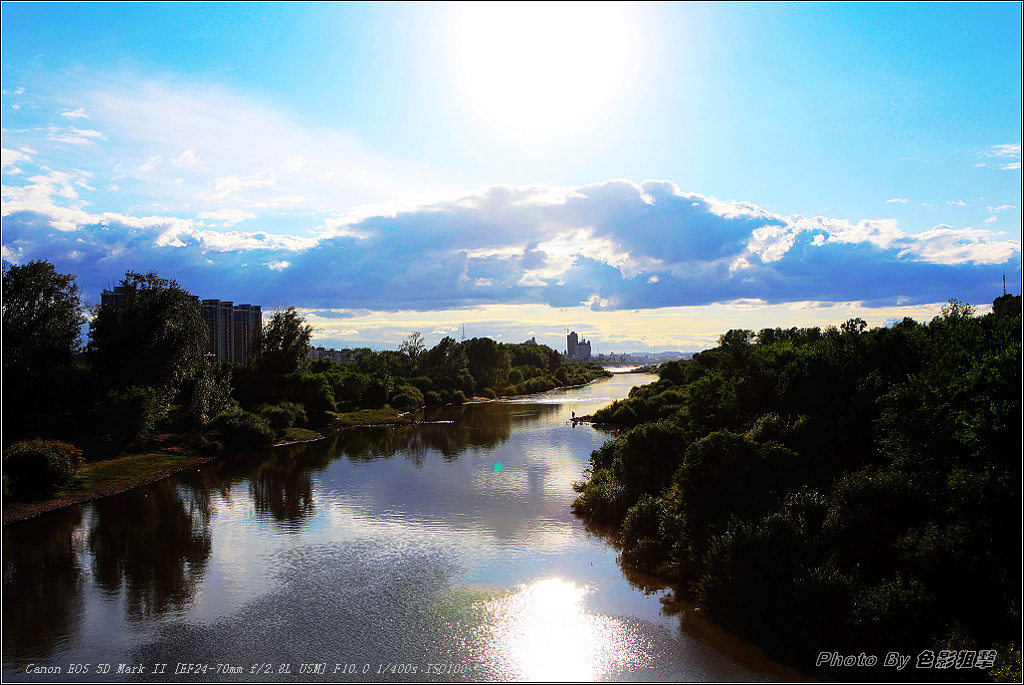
399, 332, 426, 372
2, 260, 85, 379
250, 307, 313, 376
87, 271, 207, 394
2, 260, 86, 432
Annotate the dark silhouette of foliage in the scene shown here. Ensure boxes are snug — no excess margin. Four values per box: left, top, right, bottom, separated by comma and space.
3, 439, 84, 496
88, 271, 207, 395
250, 306, 313, 377
2, 260, 87, 440
573, 295, 1021, 679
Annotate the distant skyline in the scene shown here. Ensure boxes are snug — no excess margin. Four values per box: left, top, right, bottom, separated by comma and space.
2, 2, 1020, 352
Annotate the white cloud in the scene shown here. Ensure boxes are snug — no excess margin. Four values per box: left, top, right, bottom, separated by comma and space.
60, 107, 89, 119
987, 204, 1016, 213
1, 148, 32, 171
171, 148, 199, 167
201, 173, 275, 202
947, 200, 965, 206
986, 143, 1022, 158
139, 155, 161, 171
81, 78, 454, 212
46, 126, 106, 145
4, 173, 1019, 316
978, 143, 1022, 170
197, 208, 257, 225
155, 226, 316, 252
886, 198, 909, 204
898, 225, 1020, 265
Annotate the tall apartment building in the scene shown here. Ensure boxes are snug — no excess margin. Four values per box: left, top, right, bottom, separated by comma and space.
232, 304, 262, 364
201, 300, 262, 364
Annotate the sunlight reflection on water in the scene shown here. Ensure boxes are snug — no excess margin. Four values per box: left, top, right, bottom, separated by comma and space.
474, 577, 652, 681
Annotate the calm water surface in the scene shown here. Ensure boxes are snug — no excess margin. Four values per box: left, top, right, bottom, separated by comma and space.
3, 373, 798, 682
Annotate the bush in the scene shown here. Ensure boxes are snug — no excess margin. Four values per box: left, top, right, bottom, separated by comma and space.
257, 404, 295, 434
255, 401, 307, 432
424, 390, 443, 406
103, 385, 164, 444
571, 467, 629, 523
390, 384, 425, 411
620, 495, 676, 571
209, 410, 275, 451
450, 390, 466, 405
3, 439, 84, 495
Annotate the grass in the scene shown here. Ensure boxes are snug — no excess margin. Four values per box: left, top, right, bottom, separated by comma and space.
280, 426, 322, 442
59, 451, 206, 497
328, 405, 411, 427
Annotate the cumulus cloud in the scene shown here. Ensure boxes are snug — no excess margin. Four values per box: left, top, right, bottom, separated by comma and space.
2, 176, 1019, 312
897, 225, 1019, 265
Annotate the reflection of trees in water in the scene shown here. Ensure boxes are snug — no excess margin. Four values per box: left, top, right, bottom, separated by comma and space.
340, 402, 553, 464
88, 479, 211, 620
575, 514, 804, 681
2, 506, 85, 663
249, 447, 317, 525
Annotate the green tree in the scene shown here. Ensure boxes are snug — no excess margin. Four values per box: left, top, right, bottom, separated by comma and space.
250, 307, 313, 377
2, 260, 87, 438
88, 271, 207, 396
399, 331, 426, 372
2, 260, 85, 379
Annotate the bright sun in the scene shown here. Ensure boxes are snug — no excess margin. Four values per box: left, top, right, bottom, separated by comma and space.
450, 2, 639, 142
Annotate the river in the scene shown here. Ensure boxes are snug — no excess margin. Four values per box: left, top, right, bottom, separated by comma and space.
3, 373, 797, 682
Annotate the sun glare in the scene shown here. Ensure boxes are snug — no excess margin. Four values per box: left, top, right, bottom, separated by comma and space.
450, 2, 640, 143
477, 577, 650, 680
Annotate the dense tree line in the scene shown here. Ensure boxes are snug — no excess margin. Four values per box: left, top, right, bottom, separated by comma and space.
2, 260, 606, 496
574, 296, 1021, 681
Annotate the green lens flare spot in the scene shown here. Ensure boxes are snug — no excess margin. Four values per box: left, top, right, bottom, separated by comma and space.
493, 462, 503, 473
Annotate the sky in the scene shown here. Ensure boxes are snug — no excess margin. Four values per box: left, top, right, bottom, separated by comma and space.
2, 2, 1020, 353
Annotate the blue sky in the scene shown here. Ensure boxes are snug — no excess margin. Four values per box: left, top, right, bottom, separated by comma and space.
2, 2, 1020, 351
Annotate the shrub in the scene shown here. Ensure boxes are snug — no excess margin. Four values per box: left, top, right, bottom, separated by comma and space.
620, 495, 674, 571
3, 439, 84, 495
209, 410, 275, 451
450, 390, 466, 405
571, 467, 629, 523
257, 404, 294, 434
277, 401, 308, 427
103, 385, 164, 444
424, 390, 443, 406
390, 384, 425, 411
481, 387, 497, 400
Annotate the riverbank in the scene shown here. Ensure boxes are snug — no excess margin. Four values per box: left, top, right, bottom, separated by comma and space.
2, 382, 602, 526
2, 427, 325, 525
